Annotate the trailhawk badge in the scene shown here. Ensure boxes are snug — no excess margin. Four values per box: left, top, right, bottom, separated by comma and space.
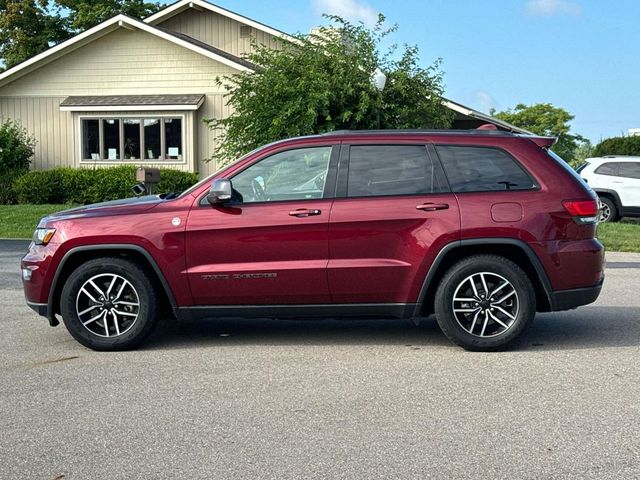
202, 273, 278, 280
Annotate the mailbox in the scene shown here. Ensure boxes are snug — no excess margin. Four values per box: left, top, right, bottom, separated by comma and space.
133, 167, 161, 195
136, 167, 161, 183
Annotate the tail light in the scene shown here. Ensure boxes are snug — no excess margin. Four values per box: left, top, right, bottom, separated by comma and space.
562, 200, 599, 224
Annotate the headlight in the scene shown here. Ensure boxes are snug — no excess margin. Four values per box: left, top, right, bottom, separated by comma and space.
32, 228, 56, 245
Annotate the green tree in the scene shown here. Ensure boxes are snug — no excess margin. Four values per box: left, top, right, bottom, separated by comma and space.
490, 103, 585, 163
593, 135, 640, 157
0, 0, 162, 70
0, 0, 68, 70
573, 138, 593, 166
208, 15, 453, 164
57, 0, 162, 32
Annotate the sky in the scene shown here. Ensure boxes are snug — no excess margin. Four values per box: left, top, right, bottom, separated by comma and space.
164, 0, 639, 143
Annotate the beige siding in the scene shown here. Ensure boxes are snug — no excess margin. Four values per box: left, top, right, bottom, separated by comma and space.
196, 94, 234, 177
158, 8, 282, 58
0, 96, 72, 170
0, 28, 240, 172
0, 28, 235, 97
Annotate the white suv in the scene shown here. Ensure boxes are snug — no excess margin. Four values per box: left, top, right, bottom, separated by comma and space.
578, 156, 640, 222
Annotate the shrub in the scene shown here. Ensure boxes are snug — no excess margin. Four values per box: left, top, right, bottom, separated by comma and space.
0, 120, 36, 204
13, 166, 200, 205
592, 136, 640, 157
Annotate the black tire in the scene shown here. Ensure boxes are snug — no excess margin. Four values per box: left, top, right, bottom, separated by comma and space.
434, 255, 536, 351
60, 257, 158, 351
598, 196, 618, 223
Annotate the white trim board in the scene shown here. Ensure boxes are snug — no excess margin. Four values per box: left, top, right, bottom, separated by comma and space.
62, 103, 204, 112
144, 0, 295, 42
0, 14, 253, 89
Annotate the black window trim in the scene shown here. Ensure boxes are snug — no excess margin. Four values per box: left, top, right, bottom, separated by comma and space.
596, 161, 640, 179
198, 144, 340, 207
432, 143, 540, 194
335, 143, 453, 200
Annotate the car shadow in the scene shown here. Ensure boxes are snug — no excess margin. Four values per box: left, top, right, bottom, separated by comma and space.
142, 305, 640, 352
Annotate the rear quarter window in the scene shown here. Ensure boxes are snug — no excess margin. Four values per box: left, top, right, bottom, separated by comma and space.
618, 162, 640, 179
436, 146, 536, 193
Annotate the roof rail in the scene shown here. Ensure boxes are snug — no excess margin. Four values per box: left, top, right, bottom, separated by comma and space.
321, 129, 518, 136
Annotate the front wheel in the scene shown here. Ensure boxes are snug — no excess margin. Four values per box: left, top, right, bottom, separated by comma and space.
434, 255, 536, 351
60, 257, 158, 351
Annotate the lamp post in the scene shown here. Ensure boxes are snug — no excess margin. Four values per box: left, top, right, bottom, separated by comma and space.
371, 68, 387, 129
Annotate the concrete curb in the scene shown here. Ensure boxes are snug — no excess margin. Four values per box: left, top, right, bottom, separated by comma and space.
0, 239, 31, 252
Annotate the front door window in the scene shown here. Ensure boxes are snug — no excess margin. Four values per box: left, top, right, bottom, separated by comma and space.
231, 147, 332, 203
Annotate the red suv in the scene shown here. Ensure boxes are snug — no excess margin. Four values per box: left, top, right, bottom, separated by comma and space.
21, 129, 604, 351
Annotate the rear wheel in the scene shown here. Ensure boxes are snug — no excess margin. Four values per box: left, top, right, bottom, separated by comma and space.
60, 257, 158, 351
434, 255, 536, 351
598, 197, 618, 223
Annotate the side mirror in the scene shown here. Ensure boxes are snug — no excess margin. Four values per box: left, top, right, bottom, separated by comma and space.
207, 178, 233, 205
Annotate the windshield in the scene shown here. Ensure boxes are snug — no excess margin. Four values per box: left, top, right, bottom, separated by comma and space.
575, 162, 589, 173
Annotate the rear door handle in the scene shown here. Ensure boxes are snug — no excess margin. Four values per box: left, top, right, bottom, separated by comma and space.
289, 208, 322, 217
416, 203, 449, 212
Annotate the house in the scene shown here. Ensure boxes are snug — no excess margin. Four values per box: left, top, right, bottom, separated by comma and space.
0, 0, 528, 177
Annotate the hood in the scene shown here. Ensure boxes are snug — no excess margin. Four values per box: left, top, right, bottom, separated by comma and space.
41, 195, 163, 224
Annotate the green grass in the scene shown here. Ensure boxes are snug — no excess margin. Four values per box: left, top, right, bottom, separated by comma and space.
0, 204, 73, 239
596, 219, 640, 253
1, 204, 639, 253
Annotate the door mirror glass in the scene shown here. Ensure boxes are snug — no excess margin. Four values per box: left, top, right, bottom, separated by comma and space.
207, 178, 233, 204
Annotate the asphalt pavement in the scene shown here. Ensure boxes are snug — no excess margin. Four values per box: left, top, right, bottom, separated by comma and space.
1, 241, 639, 479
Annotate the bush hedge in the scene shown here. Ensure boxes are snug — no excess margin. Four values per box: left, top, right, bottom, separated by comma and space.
0, 120, 36, 204
592, 136, 640, 157
10, 166, 200, 205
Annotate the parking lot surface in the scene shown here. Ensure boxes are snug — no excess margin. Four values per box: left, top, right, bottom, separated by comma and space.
1, 240, 639, 479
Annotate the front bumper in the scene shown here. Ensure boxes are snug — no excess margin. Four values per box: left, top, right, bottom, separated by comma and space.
26, 300, 59, 326
549, 277, 604, 311
26, 300, 48, 316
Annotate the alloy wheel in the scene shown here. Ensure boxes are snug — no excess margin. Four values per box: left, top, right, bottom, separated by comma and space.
598, 200, 611, 223
451, 272, 519, 338
75, 273, 140, 337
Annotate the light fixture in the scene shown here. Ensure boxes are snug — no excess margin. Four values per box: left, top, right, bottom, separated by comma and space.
371, 67, 387, 92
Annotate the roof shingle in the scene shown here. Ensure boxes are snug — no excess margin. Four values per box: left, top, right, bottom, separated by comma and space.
60, 94, 205, 107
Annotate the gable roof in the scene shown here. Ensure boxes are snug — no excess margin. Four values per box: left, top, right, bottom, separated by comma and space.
0, 13, 252, 89
442, 97, 533, 135
157, 26, 256, 70
144, 0, 294, 42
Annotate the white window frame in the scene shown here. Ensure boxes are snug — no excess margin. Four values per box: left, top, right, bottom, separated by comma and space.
78, 113, 187, 165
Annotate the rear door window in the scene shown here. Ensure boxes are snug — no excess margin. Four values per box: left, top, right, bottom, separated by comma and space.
436, 146, 536, 192
594, 162, 619, 176
347, 145, 449, 197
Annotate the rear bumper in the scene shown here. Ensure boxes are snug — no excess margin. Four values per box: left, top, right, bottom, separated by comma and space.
549, 277, 604, 311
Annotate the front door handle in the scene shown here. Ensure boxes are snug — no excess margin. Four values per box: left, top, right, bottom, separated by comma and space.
416, 203, 449, 212
289, 208, 322, 217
